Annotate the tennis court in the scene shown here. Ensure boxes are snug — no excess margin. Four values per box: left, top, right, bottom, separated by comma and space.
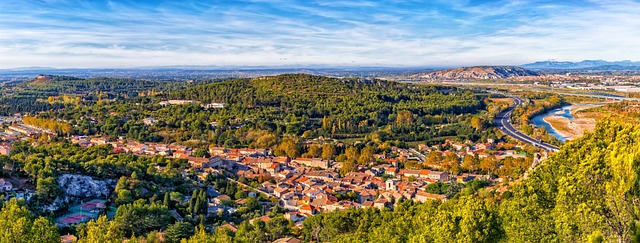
73, 199, 106, 212
56, 212, 93, 226
55, 199, 107, 226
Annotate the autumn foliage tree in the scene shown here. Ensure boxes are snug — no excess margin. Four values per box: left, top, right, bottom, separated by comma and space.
23, 116, 73, 135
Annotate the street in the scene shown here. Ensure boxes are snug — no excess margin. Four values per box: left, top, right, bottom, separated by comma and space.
494, 96, 560, 152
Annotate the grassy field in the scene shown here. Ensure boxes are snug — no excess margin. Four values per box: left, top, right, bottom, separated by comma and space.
487, 97, 514, 106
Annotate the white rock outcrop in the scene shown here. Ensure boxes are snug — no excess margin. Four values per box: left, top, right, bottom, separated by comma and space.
57, 174, 115, 198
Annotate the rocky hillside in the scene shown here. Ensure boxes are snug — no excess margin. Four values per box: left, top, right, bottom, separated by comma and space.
414, 66, 540, 80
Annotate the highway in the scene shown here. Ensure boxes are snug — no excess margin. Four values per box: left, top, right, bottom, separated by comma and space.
494, 96, 560, 152
557, 92, 640, 102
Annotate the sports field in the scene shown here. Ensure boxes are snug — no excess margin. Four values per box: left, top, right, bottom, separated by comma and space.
55, 199, 107, 226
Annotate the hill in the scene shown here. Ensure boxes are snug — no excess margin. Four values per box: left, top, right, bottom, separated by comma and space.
0, 75, 218, 116
29, 74, 54, 85
168, 74, 482, 117
522, 59, 640, 70
161, 74, 484, 142
413, 66, 540, 80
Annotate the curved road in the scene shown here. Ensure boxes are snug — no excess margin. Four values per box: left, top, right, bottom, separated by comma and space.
494, 97, 560, 152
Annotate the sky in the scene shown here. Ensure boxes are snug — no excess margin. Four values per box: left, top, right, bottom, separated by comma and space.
0, 0, 639, 68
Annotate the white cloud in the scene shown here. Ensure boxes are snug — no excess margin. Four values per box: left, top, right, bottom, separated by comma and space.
0, 0, 639, 68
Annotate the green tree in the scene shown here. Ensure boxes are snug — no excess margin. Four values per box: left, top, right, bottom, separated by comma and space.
304, 145, 322, 158
470, 116, 484, 131
427, 151, 443, 164
78, 216, 123, 243
193, 148, 210, 158
113, 200, 172, 237
275, 138, 300, 158
36, 175, 59, 200
442, 153, 461, 175
116, 189, 133, 204
164, 222, 195, 243
0, 198, 59, 243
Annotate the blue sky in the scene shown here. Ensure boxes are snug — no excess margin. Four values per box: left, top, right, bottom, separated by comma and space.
0, 0, 639, 68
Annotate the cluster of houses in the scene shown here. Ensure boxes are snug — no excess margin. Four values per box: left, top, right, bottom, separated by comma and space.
1, 121, 55, 143
230, 156, 493, 225
68, 135, 525, 224
1, 115, 62, 155
418, 138, 526, 161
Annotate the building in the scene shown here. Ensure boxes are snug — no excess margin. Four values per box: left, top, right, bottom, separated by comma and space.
202, 103, 226, 109
142, 118, 158, 126
373, 198, 390, 209
273, 237, 302, 243
414, 191, 447, 202
0, 178, 13, 191
291, 158, 329, 169
386, 179, 399, 191
0, 145, 11, 155
7, 125, 40, 136
428, 171, 449, 182
299, 204, 319, 215
159, 100, 197, 106
60, 234, 77, 243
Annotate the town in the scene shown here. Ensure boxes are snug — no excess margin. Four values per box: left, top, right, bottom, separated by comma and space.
1, 112, 537, 232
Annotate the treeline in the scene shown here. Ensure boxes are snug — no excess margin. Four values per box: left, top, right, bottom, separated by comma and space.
0, 75, 223, 115
23, 116, 73, 135
168, 74, 483, 127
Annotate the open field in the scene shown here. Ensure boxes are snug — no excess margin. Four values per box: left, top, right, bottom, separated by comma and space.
487, 97, 514, 106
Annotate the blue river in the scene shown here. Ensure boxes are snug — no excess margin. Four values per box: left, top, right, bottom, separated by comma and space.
531, 106, 573, 142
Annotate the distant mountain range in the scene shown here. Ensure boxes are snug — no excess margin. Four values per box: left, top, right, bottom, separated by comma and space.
521, 60, 640, 70
413, 66, 539, 80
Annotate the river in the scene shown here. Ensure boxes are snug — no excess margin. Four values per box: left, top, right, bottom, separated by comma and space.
531, 106, 573, 142
531, 102, 610, 142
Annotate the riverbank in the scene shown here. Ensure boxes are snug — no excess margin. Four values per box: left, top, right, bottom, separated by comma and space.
542, 103, 604, 141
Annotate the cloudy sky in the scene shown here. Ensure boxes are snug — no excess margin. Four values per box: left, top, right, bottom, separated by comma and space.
0, 0, 639, 68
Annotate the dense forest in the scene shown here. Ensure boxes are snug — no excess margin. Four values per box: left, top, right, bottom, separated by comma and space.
36, 74, 488, 147
0, 75, 220, 115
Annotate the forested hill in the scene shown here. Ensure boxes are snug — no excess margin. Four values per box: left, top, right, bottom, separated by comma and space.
168, 73, 483, 117
19, 75, 200, 96
300, 119, 640, 242
0, 75, 220, 115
